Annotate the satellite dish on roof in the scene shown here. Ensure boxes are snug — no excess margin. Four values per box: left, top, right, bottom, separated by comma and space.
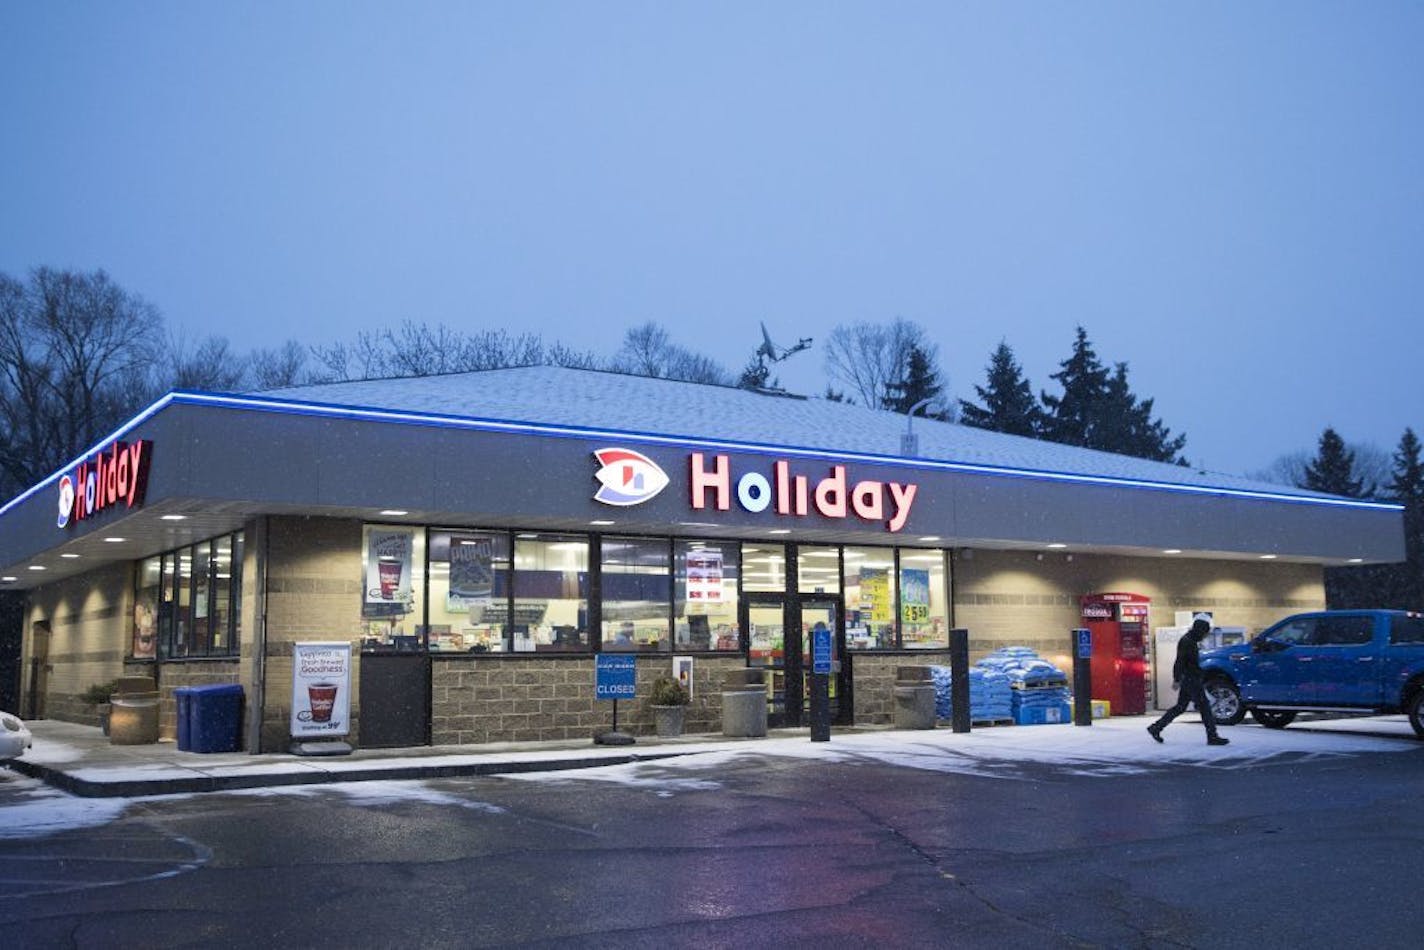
755, 321, 812, 365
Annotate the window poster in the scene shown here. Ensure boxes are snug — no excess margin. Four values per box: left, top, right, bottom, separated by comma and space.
290, 641, 352, 739
132, 596, 157, 659
858, 568, 892, 623
447, 534, 495, 613
900, 568, 930, 625
685, 550, 724, 604
364, 527, 414, 618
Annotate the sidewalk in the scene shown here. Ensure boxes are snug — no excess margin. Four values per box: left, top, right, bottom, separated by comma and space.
8, 713, 1419, 799
5, 720, 814, 798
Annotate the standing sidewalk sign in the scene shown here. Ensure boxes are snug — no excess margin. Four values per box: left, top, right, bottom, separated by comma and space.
594, 653, 637, 746
291, 642, 352, 741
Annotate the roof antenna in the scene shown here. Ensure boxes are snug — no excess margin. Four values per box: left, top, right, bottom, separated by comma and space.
756, 321, 813, 367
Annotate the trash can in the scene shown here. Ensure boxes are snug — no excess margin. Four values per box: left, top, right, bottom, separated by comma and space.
109, 676, 160, 745
174, 687, 195, 751
893, 666, 937, 730
721, 669, 768, 738
187, 683, 244, 753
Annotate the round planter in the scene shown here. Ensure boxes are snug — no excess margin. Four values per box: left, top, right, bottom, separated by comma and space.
652, 704, 685, 738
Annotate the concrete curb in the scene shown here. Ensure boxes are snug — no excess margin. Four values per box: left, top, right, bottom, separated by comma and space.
9, 750, 692, 798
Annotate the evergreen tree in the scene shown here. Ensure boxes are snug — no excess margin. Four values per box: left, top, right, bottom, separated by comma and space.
1301, 427, 1371, 497
737, 356, 770, 390
959, 341, 1044, 438
882, 343, 948, 419
1038, 326, 1187, 463
1387, 428, 1424, 501
1040, 327, 1108, 447
1098, 363, 1188, 464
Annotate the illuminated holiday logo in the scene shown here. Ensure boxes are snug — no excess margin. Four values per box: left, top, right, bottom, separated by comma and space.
593, 448, 670, 507
57, 440, 151, 529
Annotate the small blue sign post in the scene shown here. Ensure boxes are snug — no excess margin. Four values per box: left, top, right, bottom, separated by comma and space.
594, 654, 637, 745
1072, 628, 1093, 727
812, 626, 832, 675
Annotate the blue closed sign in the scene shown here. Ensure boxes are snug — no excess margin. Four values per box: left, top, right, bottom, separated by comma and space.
596, 654, 637, 700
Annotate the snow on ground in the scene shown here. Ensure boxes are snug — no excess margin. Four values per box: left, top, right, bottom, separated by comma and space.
0, 774, 131, 840
3, 716, 1417, 838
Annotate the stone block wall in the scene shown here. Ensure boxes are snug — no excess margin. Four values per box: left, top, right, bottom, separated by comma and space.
850, 653, 949, 725
431, 654, 746, 744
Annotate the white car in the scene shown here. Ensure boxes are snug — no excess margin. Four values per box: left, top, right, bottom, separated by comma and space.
0, 711, 32, 761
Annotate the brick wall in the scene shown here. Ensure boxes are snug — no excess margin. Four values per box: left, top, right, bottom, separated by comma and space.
952, 549, 1324, 669
23, 561, 134, 726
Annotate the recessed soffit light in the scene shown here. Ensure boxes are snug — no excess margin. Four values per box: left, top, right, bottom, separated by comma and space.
379, 510, 409, 517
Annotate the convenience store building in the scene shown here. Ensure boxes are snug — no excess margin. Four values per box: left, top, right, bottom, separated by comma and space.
0, 366, 1405, 750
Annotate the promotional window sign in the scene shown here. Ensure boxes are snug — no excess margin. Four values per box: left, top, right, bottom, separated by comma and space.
447, 534, 496, 612
364, 527, 414, 617
858, 568, 892, 622
685, 549, 724, 603
900, 568, 930, 624
290, 642, 352, 739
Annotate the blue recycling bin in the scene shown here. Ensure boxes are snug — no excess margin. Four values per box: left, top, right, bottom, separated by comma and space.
187, 683, 244, 753
174, 687, 195, 751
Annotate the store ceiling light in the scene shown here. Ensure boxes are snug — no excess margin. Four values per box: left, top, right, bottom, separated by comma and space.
1047, 543, 1067, 549
379, 509, 409, 517
60, 553, 81, 559
160, 514, 188, 521
1259, 554, 1278, 559
1, 576, 15, 582
27, 565, 45, 571
103, 537, 125, 543
1163, 549, 1182, 554
919, 536, 942, 542
768, 529, 791, 535
1348, 558, 1364, 563
589, 520, 615, 526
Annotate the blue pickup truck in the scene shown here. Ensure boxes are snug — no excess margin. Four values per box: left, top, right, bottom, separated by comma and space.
1199, 610, 1424, 737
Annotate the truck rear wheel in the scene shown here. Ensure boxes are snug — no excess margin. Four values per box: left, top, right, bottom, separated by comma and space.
1408, 690, 1424, 740
1250, 709, 1297, 729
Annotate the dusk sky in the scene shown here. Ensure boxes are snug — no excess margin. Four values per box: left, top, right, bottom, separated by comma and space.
3, 3, 1421, 478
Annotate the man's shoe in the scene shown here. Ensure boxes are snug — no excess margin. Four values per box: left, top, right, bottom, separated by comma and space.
1207, 736, 1229, 746
1147, 724, 1163, 744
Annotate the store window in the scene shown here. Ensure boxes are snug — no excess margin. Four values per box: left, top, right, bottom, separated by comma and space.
361, 524, 427, 652
899, 548, 949, 648
601, 537, 671, 651
428, 529, 510, 653
797, 546, 841, 595
843, 546, 896, 650
513, 533, 588, 652
742, 543, 787, 593
138, 531, 244, 659
675, 540, 740, 652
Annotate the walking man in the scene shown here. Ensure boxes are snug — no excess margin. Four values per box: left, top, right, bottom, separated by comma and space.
1148, 614, 1229, 746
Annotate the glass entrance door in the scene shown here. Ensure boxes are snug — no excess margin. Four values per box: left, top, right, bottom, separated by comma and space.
799, 597, 851, 726
746, 595, 791, 726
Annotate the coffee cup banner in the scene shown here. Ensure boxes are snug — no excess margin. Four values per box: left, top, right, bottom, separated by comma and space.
291, 641, 352, 739
365, 529, 414, 607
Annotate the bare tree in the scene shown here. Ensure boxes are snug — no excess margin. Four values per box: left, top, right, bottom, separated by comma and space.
611, 322, 732, 385
823, 318, 938, 409
248, 341, 310, 390
1253, 441, 1391, 496
162, 332, 247, 392
0, 268, 162, 498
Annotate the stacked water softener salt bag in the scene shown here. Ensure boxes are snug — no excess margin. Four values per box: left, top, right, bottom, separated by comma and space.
929, 664, 1014, 722
976, 647, 1071, 716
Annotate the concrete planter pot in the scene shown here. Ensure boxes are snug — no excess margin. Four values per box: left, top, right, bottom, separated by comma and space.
652, 704, 685, 738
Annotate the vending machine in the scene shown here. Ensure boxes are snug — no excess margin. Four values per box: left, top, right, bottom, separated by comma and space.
1080, 592, 1151, 715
